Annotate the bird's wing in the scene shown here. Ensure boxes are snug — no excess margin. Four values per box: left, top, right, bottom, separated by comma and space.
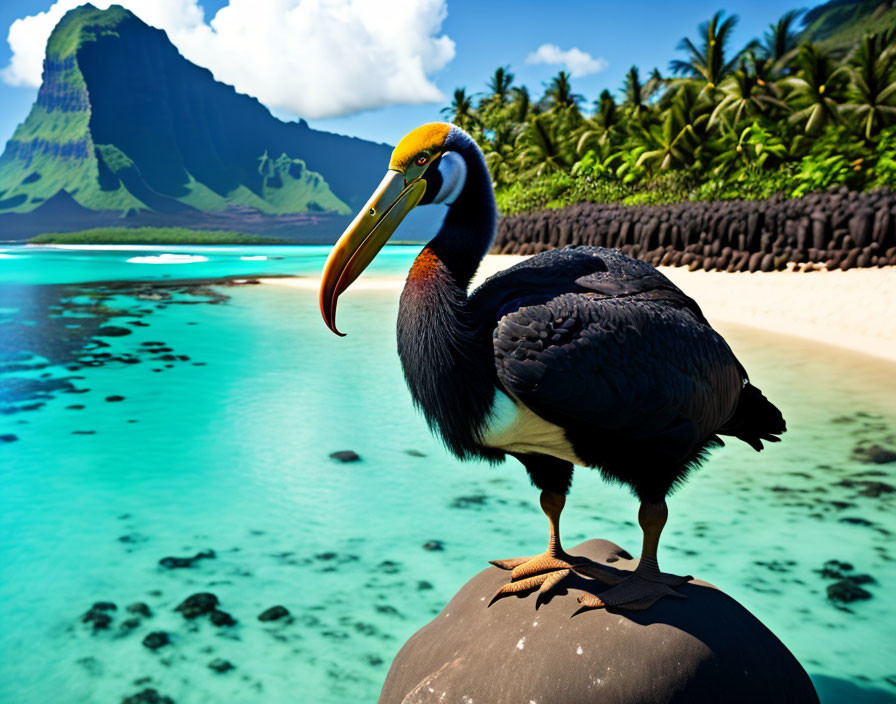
470, 246, 708, 327
493, 290, 743, 462
470, 247, 614, 325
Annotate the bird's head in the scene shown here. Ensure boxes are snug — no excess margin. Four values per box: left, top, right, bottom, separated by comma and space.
319, 122, 472, 336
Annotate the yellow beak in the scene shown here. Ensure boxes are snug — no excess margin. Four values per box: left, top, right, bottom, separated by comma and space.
319, 170, 426, 336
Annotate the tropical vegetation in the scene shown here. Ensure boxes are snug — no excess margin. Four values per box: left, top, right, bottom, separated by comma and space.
441, 7, 896, 215
28, 227, 289, 245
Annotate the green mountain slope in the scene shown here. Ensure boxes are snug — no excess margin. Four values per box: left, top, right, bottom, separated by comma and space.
0, 4, 391, 217
799, 0, 896, 52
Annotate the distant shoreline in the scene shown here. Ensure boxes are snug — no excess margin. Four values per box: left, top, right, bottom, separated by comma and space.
261, 254, 896, 364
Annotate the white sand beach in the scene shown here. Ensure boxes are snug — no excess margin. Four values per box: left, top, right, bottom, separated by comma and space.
262, 254, 896, 363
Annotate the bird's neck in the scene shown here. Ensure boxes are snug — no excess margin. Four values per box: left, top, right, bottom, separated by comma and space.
396, 154, 499, 460
426, 138, 497, 291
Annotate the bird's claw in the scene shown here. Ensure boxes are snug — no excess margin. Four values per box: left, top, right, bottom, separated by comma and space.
489, 568, 572, 607
490, 551, 616, 582
489, 556, 532, 571
488, 549, 634, 608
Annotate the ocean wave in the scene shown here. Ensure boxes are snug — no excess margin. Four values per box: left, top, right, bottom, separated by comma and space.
127, 253, 209, 264
240, 255, 268, 261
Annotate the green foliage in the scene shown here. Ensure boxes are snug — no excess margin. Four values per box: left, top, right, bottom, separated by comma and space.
448, 5, 896, 215
28, 227, 289, 245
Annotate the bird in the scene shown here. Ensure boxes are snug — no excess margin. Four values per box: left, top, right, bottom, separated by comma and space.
319, 122, 786, 611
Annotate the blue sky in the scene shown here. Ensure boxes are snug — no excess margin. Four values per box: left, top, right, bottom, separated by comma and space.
0, 0, 824, 147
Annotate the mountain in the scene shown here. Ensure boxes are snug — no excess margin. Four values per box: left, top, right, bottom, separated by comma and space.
798, 0, 896, 53
0, 4, 393, 237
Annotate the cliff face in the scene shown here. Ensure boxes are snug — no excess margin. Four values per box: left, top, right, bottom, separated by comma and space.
0, 4, 391, 217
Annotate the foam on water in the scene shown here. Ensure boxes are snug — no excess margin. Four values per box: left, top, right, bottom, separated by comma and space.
0, 246, 894, 704
127, 254, 210, 264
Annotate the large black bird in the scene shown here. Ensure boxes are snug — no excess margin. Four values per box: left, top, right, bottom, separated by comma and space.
320, 123, 785, 610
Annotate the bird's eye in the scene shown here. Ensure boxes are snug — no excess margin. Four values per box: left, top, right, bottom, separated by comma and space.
415, 154, 428, 167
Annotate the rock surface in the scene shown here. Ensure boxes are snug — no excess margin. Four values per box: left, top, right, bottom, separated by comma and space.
258, 605, 290, 622
379, 539, 818, 704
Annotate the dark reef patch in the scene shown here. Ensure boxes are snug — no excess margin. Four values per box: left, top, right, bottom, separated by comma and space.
159, 549, 215, 569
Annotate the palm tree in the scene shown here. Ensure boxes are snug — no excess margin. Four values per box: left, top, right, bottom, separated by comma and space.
709, 54, 786, 127
544, 71, 583, 110
576, 90, 619, 155
669, 11, 744, 91
644, 68, 667, 101
441, 88, 478, 131
487, 66, 514, 106
515, 114, 571, 176
483, 122, 518, 186
622, 66, 647, 117
841, 31, 896, 140
510, 85, 531, 122
637, 83, 706, 170
760, 9, 803, 68
594, 89, 618, 129
784, 44, 848, 134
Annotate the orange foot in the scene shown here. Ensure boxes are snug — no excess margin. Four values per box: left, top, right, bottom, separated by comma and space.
488, 551, 626, 607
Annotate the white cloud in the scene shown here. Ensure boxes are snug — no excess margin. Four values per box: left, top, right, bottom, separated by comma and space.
525, 43, 607, 78
1, 0, 455, 119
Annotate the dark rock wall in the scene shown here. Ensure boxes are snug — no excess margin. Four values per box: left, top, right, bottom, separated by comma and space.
493, 188, 896, 272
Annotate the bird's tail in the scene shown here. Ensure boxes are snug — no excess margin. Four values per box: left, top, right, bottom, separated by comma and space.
719, 382, 786, 451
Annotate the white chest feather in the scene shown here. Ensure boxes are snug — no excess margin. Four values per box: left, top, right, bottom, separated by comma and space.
480, 391, 588, 466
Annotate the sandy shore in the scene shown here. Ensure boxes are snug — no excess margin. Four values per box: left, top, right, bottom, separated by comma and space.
261, 254, 896, 363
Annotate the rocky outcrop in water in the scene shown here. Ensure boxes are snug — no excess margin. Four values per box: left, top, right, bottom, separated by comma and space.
494, 188, 896, 272
379, 539, 819, 704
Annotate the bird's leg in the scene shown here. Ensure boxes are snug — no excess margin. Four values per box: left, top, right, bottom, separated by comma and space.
488, 491, 623, 607
577, 499, 692, 611
490, 491, 584, 577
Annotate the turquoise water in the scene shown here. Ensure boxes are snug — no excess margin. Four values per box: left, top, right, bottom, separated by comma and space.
1, 245, 894, 703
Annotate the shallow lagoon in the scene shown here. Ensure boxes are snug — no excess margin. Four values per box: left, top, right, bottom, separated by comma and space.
1, 245, 894, 703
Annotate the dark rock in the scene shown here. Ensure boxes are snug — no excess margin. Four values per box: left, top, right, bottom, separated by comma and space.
379, 560, 401, 574
209, 609, 236, 627
82, 601, 117, 629
405, 449, 427, 457
119, 617, 141, 632
817, 560, 853, 579
95, 326, 132, 337
175, 592, 219, 619
209, 658, 235, 673
0, 434, 19, 443
423, 540, 445, 551
827, 580, 872, 604
82, 608, 113, 630
258, 605, 290, 622
417, 580, 434, 591
329, 450, 361, 462
450, 495, 488, 509
121, 688, 174, 704
141, 631, 170, 650
127, 602, 152, 618
159, 549, 215, 569
379, 539, 819, 704
855, 481, 894, 498
852, 444, 896, 464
